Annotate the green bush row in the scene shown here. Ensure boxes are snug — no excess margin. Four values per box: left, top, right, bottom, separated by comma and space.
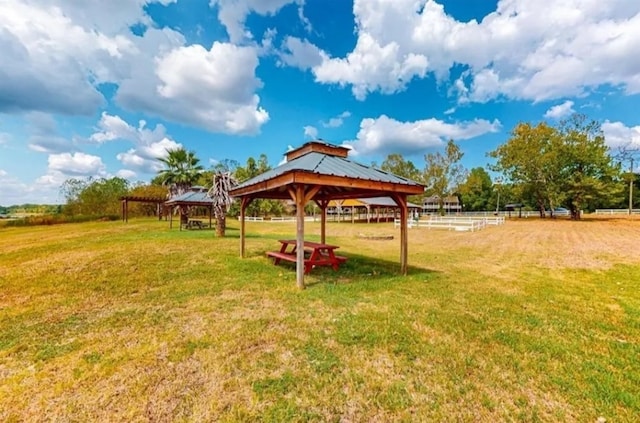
1, 214, 120, 228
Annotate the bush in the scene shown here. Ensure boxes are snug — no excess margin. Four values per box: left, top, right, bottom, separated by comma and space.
1, 214, 120, 228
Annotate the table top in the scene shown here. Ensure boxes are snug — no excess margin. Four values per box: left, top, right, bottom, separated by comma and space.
279, 239, 339, 249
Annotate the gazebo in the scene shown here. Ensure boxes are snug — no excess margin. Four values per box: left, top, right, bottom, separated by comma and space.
164, 186, 214, 229
229, 141, 425, 289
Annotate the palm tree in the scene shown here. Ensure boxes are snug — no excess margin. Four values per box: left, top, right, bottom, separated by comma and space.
157, 148, 204, 198
157, 148, 204, 225
207, 171, 237, 237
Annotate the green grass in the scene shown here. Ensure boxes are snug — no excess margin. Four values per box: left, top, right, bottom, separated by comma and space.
0, 217, 639, 421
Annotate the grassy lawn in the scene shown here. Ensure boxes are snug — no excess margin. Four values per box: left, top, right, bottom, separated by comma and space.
1, 217, 639, 421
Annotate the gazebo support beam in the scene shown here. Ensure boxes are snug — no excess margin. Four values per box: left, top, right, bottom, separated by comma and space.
390, 193, 409, 275
314, 199, 329, 244
240, 197, 254, 258
294, 184, 306, 289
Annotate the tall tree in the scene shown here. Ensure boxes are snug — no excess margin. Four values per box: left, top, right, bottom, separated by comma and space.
156, 148, 204, 198
489, 122, 564, 217
60, 177, 129, 216
490, 115, 621, 219
232, 155, 284, 217
459, 167, 493, 211
381, 154, 422, 181
557, 115, 620, 219
423, 139, 465, 214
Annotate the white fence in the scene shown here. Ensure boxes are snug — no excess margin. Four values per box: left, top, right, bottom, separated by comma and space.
394, 215, 505, 232
238, 216, 317, 222
595, 209, 640, 215
430, 211, 539, 218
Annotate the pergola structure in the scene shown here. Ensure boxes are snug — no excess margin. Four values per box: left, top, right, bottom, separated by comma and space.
229, 141, 425, 289
120, 196, 166, 222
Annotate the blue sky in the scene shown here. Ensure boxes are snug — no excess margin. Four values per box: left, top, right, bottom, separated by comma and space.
1, 0, 640, 205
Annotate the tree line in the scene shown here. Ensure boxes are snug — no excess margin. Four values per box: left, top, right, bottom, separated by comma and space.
57, 113, 637, 225
381, 114, 637, 219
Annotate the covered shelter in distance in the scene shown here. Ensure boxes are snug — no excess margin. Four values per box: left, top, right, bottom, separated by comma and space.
228, 141, 425, 289
164, 186, 214, 229
327, 197, 422, 223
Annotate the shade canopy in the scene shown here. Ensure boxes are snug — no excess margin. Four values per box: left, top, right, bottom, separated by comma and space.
229, 141, 424, 289
164, 186, 214, 230
164, 186, 213, 207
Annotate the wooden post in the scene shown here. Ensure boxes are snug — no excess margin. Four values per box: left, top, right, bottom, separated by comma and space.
240, 197, 253, 258
391, 194, 408, 275
121, 200, 125, 222
315, 199, 328, 244
295, 185, 306, 289
169, 208, 173, 229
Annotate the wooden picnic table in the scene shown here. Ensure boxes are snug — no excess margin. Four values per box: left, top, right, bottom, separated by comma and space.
183, 219, 204, 229
266, 239, 347, 274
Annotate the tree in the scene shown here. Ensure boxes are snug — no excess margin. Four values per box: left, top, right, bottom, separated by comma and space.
381, 154, 422, 181
613, 143, 640, 214
490, 115, 621, 219
557, 115, 620, 219
423, 139, 465, 214
60, 177, 130, 216
489, 122, 564, 217
232, 155, 284, 217
127, 183, 169, 217
208, 171, 237, 237
156, 148, 204, 198
459, 167, 493, 211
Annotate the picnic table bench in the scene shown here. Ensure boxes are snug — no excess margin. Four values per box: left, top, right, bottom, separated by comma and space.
267, 240, 347, 274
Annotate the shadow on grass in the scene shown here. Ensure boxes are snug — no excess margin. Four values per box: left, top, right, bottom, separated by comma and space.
259, 250, 440, 288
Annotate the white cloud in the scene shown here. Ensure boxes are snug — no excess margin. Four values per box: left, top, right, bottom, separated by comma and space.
278, 36, 325, 69
602, 120, 640, 150
303, 125, 318, 139
1, 1, 270, 135
151, 42, 269, 134
48, 152, 107, 176
0, 133, 9, 144
1, 170, 62, 205
26, 112, 74, 153
117, 138, 182, 174
313, 33, 429, 100
322, 111, 351, 128
210, 0, 307, 43
89, 113, 141, 144
292, 0, 640, 103
116, 169, 137, 179
89, 112, 168, 145
28, 137, 73, 154
544, 101, 576, 119
87, 112, 183, 174
345, 115, 501, 155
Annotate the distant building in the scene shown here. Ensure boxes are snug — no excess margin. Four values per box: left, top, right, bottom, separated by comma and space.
422, 195, 461, 214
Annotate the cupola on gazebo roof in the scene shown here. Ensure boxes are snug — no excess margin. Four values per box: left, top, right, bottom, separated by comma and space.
229, 140, 425, 289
